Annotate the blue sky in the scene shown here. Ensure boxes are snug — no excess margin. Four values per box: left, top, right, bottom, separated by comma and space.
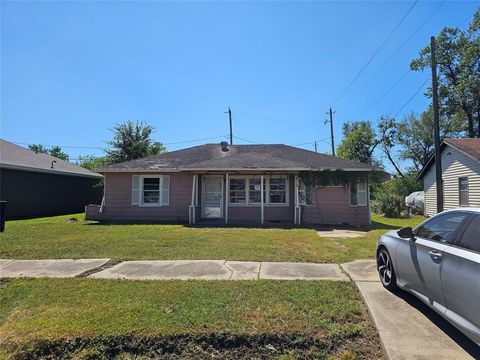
1, 1, 478, 170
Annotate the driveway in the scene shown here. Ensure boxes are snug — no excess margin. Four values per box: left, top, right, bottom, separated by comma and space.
342, 260, 480, 360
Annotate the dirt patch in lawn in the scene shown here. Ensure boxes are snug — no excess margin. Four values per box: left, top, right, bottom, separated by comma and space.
6, 331, 382, 360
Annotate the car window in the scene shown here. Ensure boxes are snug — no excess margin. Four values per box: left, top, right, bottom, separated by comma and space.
415, 212, 469, 243
456, 214, 480, 253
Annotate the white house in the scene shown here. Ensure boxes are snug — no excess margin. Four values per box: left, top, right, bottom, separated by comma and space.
418, 138, 480, 216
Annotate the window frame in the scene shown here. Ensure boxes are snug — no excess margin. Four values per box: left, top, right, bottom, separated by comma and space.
414, 211, 470, 244
139, 175, 170, 207
349, 178, 367, 207
227, 175, 289, 207
229, 178, 247, 205
458, 177, 469, 207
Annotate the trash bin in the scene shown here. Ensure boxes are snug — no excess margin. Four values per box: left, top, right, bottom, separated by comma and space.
0, 201, 6, 232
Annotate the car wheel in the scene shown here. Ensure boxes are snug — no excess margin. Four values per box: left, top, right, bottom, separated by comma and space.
377, 248, 397, 291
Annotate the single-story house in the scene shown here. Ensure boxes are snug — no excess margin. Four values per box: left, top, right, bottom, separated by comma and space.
418, 138, 480, 216
86, 142, 380, 226
0, 139, 103, 219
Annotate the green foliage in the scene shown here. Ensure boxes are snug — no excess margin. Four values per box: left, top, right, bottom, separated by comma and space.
77, 155, 111, 171
299, 170, 370, 187
28, 144, 69, 161
396, 108, 463, 171
410, 8, 480, 137
106, 120, 166, 163
371, 173, 422, 218
371, 189, 404, 218
336, 121, 380, 165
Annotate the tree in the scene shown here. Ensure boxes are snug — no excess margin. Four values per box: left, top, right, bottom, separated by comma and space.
49, 146, 70, 161
336, 121, 381, 165
377, 116, 404, 178
410, 8, 480, 137
396, 108, 463, 171
77, 155, 111, 170
106, 120, 166, 163
28, 144, 69, 161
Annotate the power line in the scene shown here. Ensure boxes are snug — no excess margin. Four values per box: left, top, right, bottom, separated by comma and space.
232, 135, 260, 144
10, 136, 228, 150
393, 77, 430, 119
293, 138, 331, 146
359, 70, 410, 117
337, 1, 444, 110
332, 0, 418, 106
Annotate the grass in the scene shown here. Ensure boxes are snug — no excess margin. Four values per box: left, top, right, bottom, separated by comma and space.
0, 213, 424, 263
0, 278, 381, 359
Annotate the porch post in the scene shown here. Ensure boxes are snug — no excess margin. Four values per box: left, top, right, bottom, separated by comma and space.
195, 175, 199, 206
294, 175, 301, 225
260, 175, 264, 224
225, 173, 229, 224
189, 174, 196, 225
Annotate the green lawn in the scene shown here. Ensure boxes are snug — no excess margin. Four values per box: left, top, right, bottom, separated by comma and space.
0, 278, 381, 359
0, 213, 424, 263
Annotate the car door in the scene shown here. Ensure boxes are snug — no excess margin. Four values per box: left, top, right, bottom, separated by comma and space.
441, 213, 480, 343
395, 212, 469, 312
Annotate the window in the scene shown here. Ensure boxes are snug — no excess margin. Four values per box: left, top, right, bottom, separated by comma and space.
139, 176, 170, 206
248, 177, 265, 204
229, 178, 246, 204
415, 212, 468, 243
456, 215, 480, 253
299, 182, 315, 206
228, 176, 287, 206
459, 177, 469, 206
350, 178, 367, 206
143, 178, 160, 204
269, 177, 287, 204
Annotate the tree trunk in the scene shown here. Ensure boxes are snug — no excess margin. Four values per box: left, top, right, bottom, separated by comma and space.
467, 112, 475, 138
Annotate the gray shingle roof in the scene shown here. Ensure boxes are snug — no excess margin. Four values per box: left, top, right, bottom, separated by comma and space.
0, 139, 102, 178
97, 143, 378, 172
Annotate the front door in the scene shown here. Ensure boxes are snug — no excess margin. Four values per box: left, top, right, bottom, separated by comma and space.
202, 176, 223, 219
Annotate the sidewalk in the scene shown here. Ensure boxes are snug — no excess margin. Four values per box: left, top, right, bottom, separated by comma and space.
342, 260, 480, 360
0, 259, 349, 281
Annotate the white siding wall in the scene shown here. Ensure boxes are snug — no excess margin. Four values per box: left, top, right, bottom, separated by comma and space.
424, 144, 480, 216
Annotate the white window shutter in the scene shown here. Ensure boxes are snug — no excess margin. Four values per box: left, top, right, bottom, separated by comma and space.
161, 176, 170, 205
132, 175, 141, 205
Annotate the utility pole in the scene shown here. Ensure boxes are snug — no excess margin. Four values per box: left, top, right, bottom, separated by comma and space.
314, 141, 317, 153
325, 108, 335, 156
225, 107, 233, 145
431, 36, 443, 213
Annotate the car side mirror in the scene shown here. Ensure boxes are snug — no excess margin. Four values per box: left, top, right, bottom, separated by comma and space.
397, 227, 415, 240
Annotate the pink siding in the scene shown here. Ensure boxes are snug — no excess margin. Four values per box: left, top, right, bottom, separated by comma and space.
86, 172, 192, 222
302, 186, 370, 226
86, 172, 370, 225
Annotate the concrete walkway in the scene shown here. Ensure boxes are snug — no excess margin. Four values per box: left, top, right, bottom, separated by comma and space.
0, 259, 110, 278
0, 259, 349, 281
342, 260, 480, 360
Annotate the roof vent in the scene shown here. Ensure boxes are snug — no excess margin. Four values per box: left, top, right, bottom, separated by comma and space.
220, 141, 229, 152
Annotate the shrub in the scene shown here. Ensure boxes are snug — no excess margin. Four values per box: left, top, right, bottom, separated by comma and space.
371, 188, 405, 218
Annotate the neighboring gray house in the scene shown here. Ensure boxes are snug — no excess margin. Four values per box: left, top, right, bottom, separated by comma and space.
0, 139, 103, 219
418, 138, 480, 217
86, 142, 381, 226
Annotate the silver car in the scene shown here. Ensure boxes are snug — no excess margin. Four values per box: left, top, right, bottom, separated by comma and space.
376, 208, 480, 346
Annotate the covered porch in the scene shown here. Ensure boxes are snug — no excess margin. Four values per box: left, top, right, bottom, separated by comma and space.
188, 172, 304, 225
